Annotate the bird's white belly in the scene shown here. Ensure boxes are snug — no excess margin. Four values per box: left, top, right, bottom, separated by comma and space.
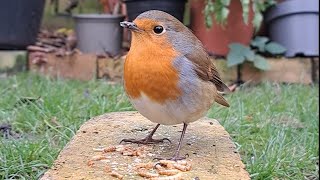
130, 94, 198, 125
129, 80, 216, 125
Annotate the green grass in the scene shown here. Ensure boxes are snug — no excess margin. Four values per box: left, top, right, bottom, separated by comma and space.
0, 73, 318, 180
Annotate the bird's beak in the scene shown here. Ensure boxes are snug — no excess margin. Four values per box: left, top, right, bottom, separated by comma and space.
120, 21, 140, 31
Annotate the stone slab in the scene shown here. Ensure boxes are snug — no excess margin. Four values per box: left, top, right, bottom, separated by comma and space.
41, 112, 250, 180
28, 52, 125, 82
28, 53, 97, 81
214, 57, 318, 84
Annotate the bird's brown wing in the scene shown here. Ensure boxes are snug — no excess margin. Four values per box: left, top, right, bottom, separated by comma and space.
185, 52, 230, 107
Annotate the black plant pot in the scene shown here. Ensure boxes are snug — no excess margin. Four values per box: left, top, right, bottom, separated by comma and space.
0, 0, 45, 50
124, 0, 187, 22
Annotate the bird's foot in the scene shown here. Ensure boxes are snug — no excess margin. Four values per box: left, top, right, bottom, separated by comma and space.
120, 137, 171, 145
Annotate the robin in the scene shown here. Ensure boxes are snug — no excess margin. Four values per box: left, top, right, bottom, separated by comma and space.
120, 10, 230, 160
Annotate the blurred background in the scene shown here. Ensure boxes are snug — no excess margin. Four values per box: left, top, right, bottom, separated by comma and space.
0, 0, 318, 84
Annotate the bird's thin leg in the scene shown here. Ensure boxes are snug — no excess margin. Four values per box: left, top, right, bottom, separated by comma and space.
154, 123, 188, 161
120, 124, 171, 144
145, 123, 161, 139
170, 123, 188, 161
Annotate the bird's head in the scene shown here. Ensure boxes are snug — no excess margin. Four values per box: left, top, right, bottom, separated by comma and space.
120, 10, 199, 54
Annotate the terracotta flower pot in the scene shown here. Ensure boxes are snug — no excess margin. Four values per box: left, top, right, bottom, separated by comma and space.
190, 0, 254, 56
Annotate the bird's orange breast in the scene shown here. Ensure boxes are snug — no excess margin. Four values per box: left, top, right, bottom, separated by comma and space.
124, 36, 181, 104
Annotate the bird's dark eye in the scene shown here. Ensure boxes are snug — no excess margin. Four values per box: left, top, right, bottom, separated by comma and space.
153, 26, 164, 34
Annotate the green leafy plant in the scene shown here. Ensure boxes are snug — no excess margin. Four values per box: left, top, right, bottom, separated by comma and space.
204, 0, 276, 30
227, 36, 286, 70
227, 36, 287, 71
226, 36, 286, 84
